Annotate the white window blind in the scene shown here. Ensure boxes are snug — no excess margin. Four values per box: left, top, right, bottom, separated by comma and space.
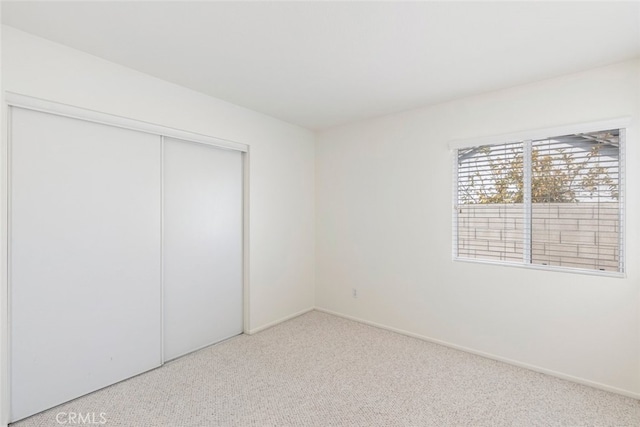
453, 128, 624, 275
456, 141, 525, 262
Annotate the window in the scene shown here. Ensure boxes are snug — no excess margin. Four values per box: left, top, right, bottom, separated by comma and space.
453, 125, 624, 275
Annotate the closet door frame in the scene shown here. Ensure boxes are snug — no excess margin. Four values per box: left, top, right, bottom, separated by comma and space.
0, 92, 251, 423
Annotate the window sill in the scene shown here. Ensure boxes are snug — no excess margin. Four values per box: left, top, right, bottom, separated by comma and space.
453, 256, 626, 279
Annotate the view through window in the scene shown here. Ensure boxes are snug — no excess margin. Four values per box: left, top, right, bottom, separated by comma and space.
455, 129, 623, 274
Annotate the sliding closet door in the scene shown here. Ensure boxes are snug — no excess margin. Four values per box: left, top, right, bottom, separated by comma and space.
163, 138, 243, 361
10, 108, 162, 422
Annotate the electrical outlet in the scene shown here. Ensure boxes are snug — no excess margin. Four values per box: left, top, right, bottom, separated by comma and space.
352, 288, 358, 298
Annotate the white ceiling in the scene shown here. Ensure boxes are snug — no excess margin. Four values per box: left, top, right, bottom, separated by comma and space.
2, 1, 639, 131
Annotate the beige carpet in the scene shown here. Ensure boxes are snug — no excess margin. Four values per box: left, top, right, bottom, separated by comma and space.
13, 311, 640, 426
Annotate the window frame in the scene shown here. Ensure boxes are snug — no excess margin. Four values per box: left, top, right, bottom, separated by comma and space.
450, 119, 628, 278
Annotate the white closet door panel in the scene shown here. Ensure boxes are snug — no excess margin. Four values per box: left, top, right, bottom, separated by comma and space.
163, 138, 242, 361
10, 108, 162, 422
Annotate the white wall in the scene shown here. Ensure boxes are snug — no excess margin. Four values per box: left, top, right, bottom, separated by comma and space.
1, 26, 316, 332
316, 59, 640, 397
0, 10, 6, 427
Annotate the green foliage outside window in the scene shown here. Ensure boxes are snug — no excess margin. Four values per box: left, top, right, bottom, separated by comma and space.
459, 145, 617, 204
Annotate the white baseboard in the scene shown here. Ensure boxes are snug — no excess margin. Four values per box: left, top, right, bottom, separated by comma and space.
315, 307, 640, 400
248, 307, 315, 335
